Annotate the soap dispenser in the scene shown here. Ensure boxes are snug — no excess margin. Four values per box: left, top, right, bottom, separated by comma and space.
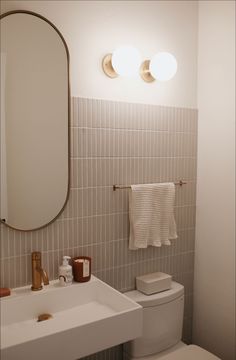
59, 256, 73, 286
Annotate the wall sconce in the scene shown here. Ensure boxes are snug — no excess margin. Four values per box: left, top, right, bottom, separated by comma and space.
141, 52, 178, 82
102, 48, 177, 83
102, 46, 142, 78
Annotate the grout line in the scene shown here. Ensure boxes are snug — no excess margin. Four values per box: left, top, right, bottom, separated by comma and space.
71, 156, 197, 159
55, 207, 196, 222
71, 125, 197, 135
2, 247, 195, 261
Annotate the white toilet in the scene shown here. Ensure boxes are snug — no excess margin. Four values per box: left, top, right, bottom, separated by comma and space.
123, 281, 220, 360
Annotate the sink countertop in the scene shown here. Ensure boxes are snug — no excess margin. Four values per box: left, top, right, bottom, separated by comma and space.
0, 275, 143, 360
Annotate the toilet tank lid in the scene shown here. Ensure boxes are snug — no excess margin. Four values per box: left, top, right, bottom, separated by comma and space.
124, 281, 184, 307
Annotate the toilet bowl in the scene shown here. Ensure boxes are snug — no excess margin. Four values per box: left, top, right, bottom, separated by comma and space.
154, 345, 221, 360
123, 281, 220, 360
124, 345, 221, 360
123, 341, 187, 360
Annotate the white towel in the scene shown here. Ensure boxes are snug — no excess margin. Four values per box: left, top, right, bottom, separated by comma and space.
129, 183, 177, 250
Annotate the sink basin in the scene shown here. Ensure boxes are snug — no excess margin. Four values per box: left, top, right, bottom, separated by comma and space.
0, 275, 142, 360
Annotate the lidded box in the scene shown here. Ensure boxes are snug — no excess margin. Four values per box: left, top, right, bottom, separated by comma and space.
136, 272, 172, 295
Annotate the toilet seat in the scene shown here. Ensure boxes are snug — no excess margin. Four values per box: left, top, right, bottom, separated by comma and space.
157, 345, 220, 360
125, 344, 221, 360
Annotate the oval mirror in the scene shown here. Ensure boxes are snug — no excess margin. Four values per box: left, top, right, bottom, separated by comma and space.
0, 11, 70, 231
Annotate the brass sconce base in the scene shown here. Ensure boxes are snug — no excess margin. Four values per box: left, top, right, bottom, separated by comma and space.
140, 60, 155, 83
102, 54, 118, 78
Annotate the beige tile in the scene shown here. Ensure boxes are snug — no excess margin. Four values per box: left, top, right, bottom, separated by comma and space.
1, 98, 198, 348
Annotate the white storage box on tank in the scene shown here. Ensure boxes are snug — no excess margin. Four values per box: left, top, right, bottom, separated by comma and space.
136, 272, 172, 295
124, 281, 184, 358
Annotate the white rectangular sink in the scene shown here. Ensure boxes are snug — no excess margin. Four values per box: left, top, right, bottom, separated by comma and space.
0, 276, 142, 360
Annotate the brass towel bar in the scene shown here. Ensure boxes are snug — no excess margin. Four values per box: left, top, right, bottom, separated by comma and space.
113, 180, 187, 191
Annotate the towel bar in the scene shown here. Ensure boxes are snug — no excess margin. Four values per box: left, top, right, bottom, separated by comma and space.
113, 180, 187, 191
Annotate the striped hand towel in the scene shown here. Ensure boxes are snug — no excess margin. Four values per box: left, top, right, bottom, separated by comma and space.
129, 183, 177, 250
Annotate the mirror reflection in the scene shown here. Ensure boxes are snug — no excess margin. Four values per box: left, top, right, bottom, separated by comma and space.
0, 11, 70, 231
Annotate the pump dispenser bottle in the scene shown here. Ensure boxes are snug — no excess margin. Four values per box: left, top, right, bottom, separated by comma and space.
59, 256, 73, 286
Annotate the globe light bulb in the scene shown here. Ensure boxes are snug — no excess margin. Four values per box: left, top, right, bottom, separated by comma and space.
150, 52, 177, 81
111, 46, 142, 77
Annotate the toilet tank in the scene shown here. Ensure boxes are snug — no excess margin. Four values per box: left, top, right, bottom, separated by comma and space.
124, 281, 184, 358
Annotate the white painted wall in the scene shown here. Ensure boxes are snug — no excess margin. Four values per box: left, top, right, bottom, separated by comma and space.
0, 0, 198, 108
194, 2, 235, 360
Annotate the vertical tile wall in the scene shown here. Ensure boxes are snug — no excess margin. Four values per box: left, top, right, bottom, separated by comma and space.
0, 97, 197, 358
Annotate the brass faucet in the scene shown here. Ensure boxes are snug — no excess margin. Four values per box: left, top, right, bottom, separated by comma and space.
31, 252, 49, 291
